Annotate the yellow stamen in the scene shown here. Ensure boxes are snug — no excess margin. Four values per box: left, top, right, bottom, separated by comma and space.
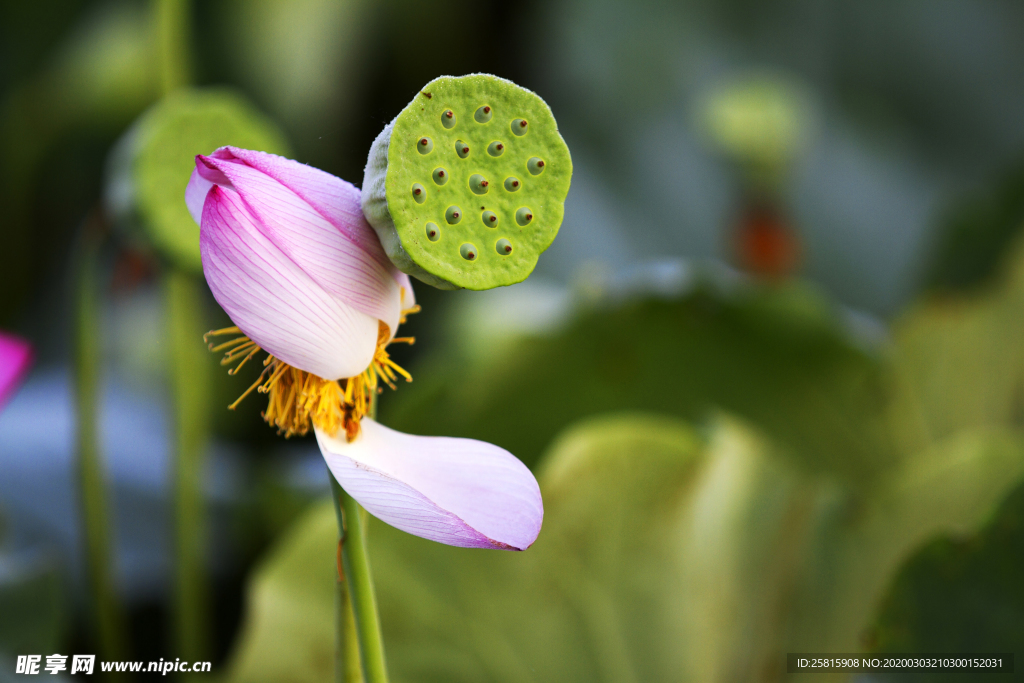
208, 321, 414, 441
399, 304, 421, 325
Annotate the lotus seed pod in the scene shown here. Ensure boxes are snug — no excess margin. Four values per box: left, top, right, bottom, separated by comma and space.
362, 74, 573, 290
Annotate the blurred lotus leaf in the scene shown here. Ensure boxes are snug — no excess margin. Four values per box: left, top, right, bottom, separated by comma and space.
888, 237, 1024, 453
868, 478, 1024, 664
382, 280, 897, 484
225, 412, 1024, 682
107, 89, 290, 272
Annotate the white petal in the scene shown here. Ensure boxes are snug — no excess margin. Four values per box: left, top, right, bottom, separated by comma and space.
317, 419, 543, 550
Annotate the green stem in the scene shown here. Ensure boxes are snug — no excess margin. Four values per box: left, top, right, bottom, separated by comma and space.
155, 0, 192, 95
165, 270, 211, 663
331, 474, 366, 683
340, 490, 389, 683
331, 392, 388, 683
74, 217, 129, 667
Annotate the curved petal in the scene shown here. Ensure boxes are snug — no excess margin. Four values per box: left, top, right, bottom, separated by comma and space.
201, 185, 378, 380
380, 270, 416, 341
185, 165, 216, 226
317, 419, 542, 550
394, 270, 416, 311
197, 150, 401, 330
0, 332, 32, 409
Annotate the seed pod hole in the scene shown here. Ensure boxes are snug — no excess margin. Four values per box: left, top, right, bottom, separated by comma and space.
469, 174, 489, 195
455, 140, 470, 158
426, 222, 441, 242
441, 110, 456, 129
504, 176, 521, 192
511, 119, 528, 136
432, 167, 448, 185
417, 137, 433, 154
460, 243, 478, 261
527, 157, 545, 175
487, 141, 505, 157
412, 183, 426, 203
496, 238, 513, 255
475, 105, 492, 123
446, 206, 462, 224
481, 210, 498, 227
516, 207, 533, 226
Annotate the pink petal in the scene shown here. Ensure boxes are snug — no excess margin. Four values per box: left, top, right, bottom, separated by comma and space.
197, 149, 402, 331
0, 332, 33, 409
201, 186, 378, 380
317, 419, 543, 550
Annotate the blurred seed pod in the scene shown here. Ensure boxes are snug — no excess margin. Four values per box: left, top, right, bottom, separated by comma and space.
702, 75, 812, 194
105, 88, 290, 272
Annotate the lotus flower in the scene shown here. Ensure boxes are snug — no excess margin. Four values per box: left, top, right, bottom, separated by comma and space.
186, 147, 542, 550
0, 331, 32, 409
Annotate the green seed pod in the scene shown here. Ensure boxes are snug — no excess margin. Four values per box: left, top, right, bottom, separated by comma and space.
432, 167, 448, 185
426, 222, 441, 241
362, 74, 573, 290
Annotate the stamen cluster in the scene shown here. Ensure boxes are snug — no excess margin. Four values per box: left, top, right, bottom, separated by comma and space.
204, 318, 415, 441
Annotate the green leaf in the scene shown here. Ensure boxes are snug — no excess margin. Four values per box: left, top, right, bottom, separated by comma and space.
225, 496, 335, 683
383, 281, 897, 483
115, 88, 290, 272
225, 414, 1024, 682
867, 479, 1024, 665
888, 238, 1024, 452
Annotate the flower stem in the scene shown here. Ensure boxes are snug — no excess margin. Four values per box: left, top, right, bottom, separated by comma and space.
330, 474, 366, 683
339, 489, 389, 683
74, 215, 129, 665
165, 270, 211, 663
330, 392, 388, 683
